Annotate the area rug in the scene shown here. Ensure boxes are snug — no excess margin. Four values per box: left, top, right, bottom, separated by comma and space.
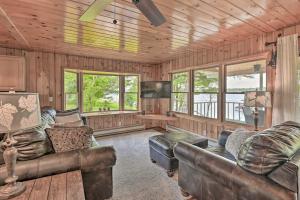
96, 130, 195, 200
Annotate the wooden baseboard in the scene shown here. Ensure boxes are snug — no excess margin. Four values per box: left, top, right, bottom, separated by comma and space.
93, 125, 145, 137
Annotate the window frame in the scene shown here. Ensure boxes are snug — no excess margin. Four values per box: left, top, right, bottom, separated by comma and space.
224, 59, 268, 125
192, 66, 220, 119
63, 70, 79, 111
171, 71, 190, 114
82, 72, 121, 112
63, 69, 140, 113
123, 75, 140, 111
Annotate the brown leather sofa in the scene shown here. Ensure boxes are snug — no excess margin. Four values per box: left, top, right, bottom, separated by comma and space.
0, 108, 116, 200
174, 130, 298, 200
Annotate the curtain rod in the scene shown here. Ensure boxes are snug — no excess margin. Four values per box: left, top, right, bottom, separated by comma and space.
265, 35, 300, 47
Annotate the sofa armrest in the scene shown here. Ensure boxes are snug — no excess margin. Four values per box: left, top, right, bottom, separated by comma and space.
174, 141, 236, 186
174, 142, 295, 200
0, 145, 116, 185
268, 149, 300, 192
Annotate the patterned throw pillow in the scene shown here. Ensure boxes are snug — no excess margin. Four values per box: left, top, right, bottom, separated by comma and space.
237, 121, 300, 174
225, 128, 256, 159
46, 126, 93, 153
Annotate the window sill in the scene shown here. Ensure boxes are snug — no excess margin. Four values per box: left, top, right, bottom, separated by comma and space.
82, 111, 140, 117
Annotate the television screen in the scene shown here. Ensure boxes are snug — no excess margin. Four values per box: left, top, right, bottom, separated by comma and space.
140, 81, 171, 98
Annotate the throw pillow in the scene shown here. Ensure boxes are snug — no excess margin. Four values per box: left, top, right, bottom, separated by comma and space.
55, 113, 81, 124
54, 120, 84, 128
56, 108, 79, 116
1, 123, 54, 161
237, 121, 300, 175
225, 128, 256, 159
46, 126, 93, 153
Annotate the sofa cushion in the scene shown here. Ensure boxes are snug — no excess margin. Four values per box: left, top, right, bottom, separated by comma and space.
218, 130, 232, 147
225, 129, 255, 159
206, 145, 236, 161
46, 126, 93, 153
237, 121, 300, 174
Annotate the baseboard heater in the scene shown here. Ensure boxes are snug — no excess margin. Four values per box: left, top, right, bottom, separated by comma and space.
93, 124, 145, 137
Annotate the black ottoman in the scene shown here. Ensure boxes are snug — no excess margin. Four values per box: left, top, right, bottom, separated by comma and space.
149, 131, 208, 177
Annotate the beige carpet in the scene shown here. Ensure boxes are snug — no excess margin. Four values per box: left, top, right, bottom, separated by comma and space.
96, 130, 196, 200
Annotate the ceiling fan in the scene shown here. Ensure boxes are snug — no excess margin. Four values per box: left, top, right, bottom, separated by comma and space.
79, 0, 166, 27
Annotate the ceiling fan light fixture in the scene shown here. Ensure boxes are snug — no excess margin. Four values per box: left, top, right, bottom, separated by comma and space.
132, 0, 166, 27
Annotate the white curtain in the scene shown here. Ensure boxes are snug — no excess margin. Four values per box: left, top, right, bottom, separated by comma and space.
272, 34, 300, 125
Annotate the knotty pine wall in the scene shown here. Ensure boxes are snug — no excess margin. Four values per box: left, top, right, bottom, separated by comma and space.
158, 24, 300, 140
0, 47, 162, 130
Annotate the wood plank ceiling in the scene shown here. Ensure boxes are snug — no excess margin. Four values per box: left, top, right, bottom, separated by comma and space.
0, 0, 300, 63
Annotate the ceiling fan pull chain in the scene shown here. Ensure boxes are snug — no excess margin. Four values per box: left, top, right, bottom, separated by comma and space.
113, 0, 117, 24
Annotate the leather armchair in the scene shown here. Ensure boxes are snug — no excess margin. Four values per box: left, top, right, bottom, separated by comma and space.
174, 133, 297, 200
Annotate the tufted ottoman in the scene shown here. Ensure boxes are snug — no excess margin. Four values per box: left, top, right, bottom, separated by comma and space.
149, 131, 208, 177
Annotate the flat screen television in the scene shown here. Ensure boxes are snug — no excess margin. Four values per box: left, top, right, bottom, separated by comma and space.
140, 81, 171, 98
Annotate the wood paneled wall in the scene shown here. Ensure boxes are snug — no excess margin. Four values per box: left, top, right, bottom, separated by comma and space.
158, 24, 300, 139
0, 47, 161, 130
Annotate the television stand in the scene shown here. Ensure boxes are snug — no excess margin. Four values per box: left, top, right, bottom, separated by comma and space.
136, 114, 177, 121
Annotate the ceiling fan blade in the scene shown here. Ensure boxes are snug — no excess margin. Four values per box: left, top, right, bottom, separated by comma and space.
132, 0, 166, 27
79, 0, 114, 22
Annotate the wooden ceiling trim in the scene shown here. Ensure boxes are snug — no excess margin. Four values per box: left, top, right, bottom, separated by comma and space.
0, 6, 30, 48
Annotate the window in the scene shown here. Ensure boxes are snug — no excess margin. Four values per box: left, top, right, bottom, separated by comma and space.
83, 74, 119, 112
124, 75, 139, 110
64, 71, 79, 110
225, 60, 266, 124
63, 69, 139, 113
171, 72, 189, 113
193, 67, 219, 119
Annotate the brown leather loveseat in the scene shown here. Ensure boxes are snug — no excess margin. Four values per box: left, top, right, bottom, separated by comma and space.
174, 122, 300, 200
0, 108, 116, 200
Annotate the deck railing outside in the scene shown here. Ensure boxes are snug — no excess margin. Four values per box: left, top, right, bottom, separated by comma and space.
194, 101, 245, 122
173, 101, 247, 122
